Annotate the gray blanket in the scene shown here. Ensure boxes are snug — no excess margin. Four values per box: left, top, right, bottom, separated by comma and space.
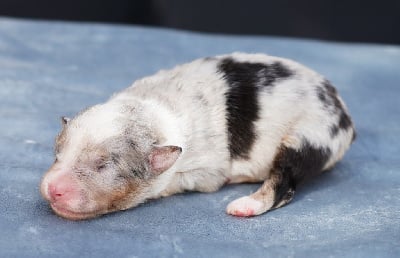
0, 17, 399, 257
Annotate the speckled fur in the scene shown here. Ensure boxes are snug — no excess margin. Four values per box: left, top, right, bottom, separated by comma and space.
40, 53, 355, 220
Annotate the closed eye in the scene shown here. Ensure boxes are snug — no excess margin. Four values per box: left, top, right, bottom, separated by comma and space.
94, 155, 111, 172
97, 163, 108, 171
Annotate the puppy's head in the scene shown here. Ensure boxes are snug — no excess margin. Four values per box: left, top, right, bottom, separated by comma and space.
40, 103, 181, 220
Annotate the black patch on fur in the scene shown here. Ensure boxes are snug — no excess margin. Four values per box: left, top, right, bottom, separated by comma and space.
330, 125, 339, 136
317, 88, 327, 103
271, 141, 331, 208
317, 80, 354, 137
262, 62, 293, 86
338, 111, 352, 130
218, 58, 293, 159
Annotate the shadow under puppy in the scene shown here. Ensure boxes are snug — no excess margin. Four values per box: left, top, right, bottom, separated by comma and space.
40, 52, 356, 220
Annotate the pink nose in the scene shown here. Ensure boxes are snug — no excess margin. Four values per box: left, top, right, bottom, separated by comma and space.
48, 181, 78, 202
43, 173, 80, 203
48, 184, 66, 201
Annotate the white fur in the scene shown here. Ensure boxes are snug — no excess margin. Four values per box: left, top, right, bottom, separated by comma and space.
226, 196, 270, 217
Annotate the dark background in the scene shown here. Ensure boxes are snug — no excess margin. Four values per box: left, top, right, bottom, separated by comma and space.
1, 0, 399, 44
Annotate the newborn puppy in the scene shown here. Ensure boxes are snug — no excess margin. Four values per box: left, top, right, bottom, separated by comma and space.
40, 53, 356, 220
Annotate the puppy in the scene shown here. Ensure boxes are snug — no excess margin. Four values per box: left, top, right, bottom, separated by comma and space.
40, 53, 355, 220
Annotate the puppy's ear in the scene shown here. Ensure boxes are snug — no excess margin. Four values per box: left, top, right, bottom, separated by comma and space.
60, 116, 70, 127
148, 145, 182, 175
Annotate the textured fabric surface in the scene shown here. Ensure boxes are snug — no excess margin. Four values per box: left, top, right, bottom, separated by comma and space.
0, 17, 399, 257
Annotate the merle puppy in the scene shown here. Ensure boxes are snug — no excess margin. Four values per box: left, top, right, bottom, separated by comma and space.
40, 53, 355, 220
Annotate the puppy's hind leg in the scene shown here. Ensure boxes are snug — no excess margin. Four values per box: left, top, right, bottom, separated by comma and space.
226, 169, 295, 217
226, 141, 331, 217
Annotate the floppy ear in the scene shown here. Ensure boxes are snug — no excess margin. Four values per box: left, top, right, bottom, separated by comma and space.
148, 145, 182, 175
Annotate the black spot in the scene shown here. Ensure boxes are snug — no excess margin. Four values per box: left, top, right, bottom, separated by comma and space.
271, 140, 331, 208
317, 81, 340, 111
338, 111, 352, 130
218, 58, 261, 159
325, 81, 337, 95
330, 125, 339, 136
265, 62, 294, 85
317, 87, 327, 103
325, 83, 343, 112
318, 80, 354, 137
218, 58, 293, 159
